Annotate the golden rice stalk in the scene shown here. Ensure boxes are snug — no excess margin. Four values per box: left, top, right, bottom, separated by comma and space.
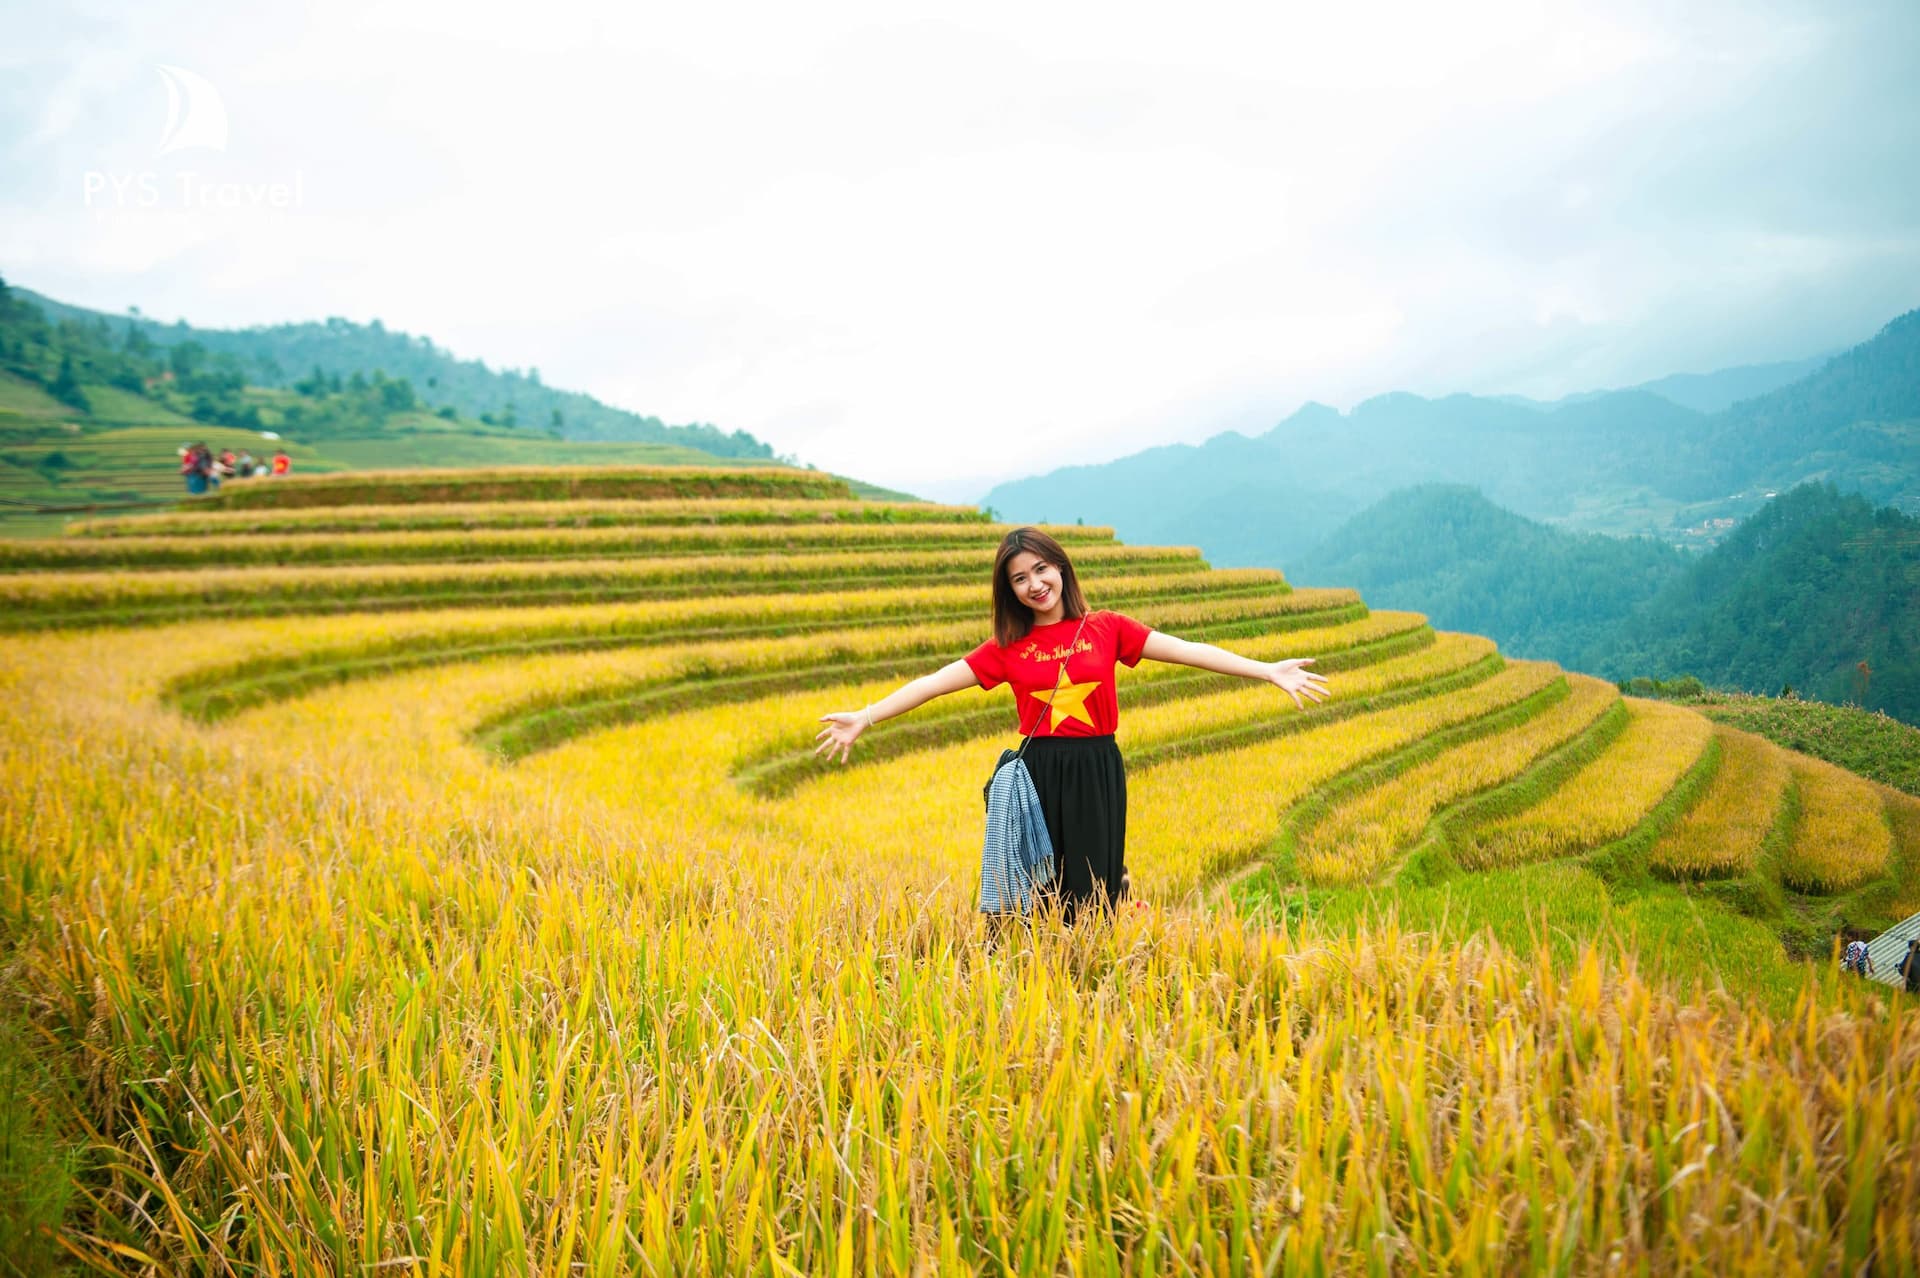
0, 541, 1201, 614
1296, 670, 1619, 886
195, 461, 852, 509
157, 574, 1337, 708
1461, 697, 1714, 869
1648, 726, 1793, 879
1778, 753, 1895, 893
0, 520, 1115, 570
0, 621, 1916, 1271
68, 497, 988, 538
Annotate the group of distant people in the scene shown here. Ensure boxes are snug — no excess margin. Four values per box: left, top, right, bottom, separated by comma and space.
180, 442, 290, 494
1842, 935, 1920, 993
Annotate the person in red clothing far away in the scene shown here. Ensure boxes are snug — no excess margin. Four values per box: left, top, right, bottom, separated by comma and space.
271, 450, 291, 476
814, 526, 1329, 922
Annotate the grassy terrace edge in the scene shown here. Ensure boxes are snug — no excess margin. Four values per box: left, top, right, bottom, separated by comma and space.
480, 621, 1437, 765
0, 522, 1119, 570
731, 627, 1448, 794
1267, 675, 1579, 888
190, 464, 856, 508
0, 548, 1202, 631
66, 499, 991, 537
161, 580, 1352, 722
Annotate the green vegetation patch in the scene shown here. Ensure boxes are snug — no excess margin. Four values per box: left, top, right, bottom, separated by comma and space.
1675, 691, 1920, 797
1241, 860, 1813, 1017
0, 371, 74, 419
313, 434, 741, 472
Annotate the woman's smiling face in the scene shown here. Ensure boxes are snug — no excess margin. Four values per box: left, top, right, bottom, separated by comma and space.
1005, 550, 1065, 622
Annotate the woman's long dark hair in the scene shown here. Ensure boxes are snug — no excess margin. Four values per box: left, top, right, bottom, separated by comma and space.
990, 527, 1089, 648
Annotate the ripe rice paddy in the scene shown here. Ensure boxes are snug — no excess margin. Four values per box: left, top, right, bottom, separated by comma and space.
2, 470, 1917, 1272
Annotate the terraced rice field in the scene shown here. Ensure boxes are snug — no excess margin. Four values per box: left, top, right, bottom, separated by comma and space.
3, 470, 1919, 1272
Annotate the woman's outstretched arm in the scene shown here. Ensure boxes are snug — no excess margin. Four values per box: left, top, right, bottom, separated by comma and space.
1140, 631, 1330, 709
814, 658, 982, 763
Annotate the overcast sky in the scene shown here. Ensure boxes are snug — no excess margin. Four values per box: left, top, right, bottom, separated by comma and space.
3, 0, 1917, 499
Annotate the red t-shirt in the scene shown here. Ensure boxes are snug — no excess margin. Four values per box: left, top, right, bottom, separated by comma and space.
964, 610, 1153, 738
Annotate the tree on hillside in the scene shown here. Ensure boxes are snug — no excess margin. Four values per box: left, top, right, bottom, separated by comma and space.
49, 354, 89, 412
169, 341, 205, 382
380, 377, 417, 412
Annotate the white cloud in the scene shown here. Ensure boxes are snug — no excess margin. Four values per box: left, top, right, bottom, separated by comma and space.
2, 0, 1915, 499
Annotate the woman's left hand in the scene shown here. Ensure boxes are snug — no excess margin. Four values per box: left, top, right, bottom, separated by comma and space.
1267, 657, 1330, 709
813, 711, 869, 763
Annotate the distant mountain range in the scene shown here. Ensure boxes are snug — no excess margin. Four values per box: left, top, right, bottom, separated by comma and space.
1491, 353, 1834, 415
984, 306, 1920, 552
16, 285, 774, 460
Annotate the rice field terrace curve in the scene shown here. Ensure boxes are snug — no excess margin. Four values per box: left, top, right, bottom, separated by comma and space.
66, 497, 991, 537
158, 575, 1357, 722
0, 542, 1201, 629
0, 519, 1117, 570
4, 465, 1920, 1272
733, 629, 1485, 799
189, 462, 854, 507
468, 610, 1431, 764
464, 609, 1436, 765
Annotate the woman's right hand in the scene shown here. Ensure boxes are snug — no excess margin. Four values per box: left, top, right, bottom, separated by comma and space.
814, 711, 869, 763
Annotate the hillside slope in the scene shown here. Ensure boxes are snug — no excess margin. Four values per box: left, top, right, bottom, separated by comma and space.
1293, 484, 1687, 665
0, 276, 798, 533
1654, 690, 1920, 798
1685, 309, 1920, 502
1612, 483, 1920, 719
15, 282, 774, 458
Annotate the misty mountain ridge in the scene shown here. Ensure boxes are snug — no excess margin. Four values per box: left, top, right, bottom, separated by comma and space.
985, 303, 1920, 553
1491, 351, 1834, 415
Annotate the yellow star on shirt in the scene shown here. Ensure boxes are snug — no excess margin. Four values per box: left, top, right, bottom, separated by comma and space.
1034, 668, 1101, 731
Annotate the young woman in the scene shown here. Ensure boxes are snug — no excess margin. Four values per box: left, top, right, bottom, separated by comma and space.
814, 527, 1329, 919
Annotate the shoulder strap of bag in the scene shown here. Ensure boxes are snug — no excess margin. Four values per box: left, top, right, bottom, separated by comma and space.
1013, 610, 1094, 762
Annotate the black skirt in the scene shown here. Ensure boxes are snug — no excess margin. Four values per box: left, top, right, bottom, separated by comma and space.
1021, 734, 1128, 919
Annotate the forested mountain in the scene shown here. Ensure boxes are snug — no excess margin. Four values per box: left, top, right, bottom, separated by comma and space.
984, 305, 1920, 548
1631, 355, 1835, 415
16, 285, 774, 460
1611, 483, 1920, 720
1681, 310, 1920, 504
1293, 485, 1688, 666
1298, 481, 1920, 725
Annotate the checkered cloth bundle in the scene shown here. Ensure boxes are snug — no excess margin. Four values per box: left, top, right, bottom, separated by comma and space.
978, 755, 1055, 914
